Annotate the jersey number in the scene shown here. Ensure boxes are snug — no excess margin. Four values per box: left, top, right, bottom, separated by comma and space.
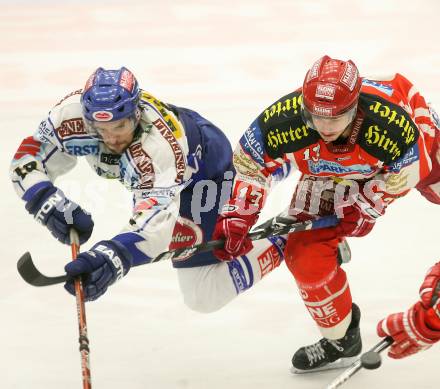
14, 161, 38, 179
303, 145, 321, 162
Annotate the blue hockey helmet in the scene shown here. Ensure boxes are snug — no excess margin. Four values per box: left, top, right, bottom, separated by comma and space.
81, 67, 140, 123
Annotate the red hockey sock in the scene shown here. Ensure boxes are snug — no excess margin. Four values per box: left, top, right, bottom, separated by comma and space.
285, 229, 353, 338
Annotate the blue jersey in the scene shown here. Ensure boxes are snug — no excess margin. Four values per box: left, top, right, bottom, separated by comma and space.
10, 90, 233, 267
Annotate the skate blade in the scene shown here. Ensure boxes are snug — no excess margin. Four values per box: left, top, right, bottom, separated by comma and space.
290, 356, 359, 374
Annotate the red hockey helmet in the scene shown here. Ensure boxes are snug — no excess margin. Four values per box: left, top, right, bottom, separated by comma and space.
302, 55, 362, 118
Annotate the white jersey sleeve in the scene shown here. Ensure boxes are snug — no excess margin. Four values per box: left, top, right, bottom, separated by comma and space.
9, 91, 86, 200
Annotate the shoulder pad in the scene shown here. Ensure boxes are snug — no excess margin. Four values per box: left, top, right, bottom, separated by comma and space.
44, 91, 87, 143
258, 91, 319, 158
357, 93, 419, 164
53, 89, 82, 108
139, 90, 183, 137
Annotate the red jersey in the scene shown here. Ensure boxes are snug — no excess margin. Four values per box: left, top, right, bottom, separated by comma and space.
232, 73, 439, 211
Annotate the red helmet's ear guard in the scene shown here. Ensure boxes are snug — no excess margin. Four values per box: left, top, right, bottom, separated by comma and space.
302, 55, 362, 118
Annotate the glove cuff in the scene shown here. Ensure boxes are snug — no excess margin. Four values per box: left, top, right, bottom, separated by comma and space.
23, 181, 54, 202
419, 262, 440, 308
220, 199, 260, 225
25, 183, 61, 218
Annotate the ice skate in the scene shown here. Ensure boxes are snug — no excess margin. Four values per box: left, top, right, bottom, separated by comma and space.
291, 304, 362, 374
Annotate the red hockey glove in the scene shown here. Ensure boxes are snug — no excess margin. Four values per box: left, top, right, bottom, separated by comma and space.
377, 262, 440, 359
334, 179, 388, 238
419, 262, 440, 314
212, 200, 260, 261
334, 202, 376, 237
377, 302, 440, 359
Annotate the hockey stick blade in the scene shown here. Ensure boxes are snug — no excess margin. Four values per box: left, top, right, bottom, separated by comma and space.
17, 252, 68, 286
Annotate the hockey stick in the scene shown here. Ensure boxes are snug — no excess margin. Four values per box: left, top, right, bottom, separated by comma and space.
17, 214, 338, 287
152, 214, 338, 262
70, 230, 92, 389
326, 280, 440, 389
325, 336, 393, 389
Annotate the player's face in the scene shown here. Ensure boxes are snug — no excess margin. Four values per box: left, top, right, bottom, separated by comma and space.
93, 118, 135, 154
311, 108, 356, 142
312, 116, 351, 142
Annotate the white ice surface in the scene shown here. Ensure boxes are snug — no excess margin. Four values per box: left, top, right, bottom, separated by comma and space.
1, 1, 439, 388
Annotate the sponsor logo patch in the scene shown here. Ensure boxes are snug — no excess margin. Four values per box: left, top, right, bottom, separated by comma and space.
240, 126, 265, 165
140, 187, 178, 199
134, 198, 158, 212
362, 79, 393, 96
92, 111, 113, 121
340, 61, 358, 91
153, 118, 186, 183
57, 118, 87, 138
306, 301, 341, 327
307, 159, 375, 175
119, 69, 135, 92
83, 72, 96, 93
368, 100, 417, 146
315, 84, 336, 101
385, 171, 410, 193
358, 95, 420, 163
312, 104, 333, 117
336, 156, 352, 161
127, 143, 155, 189
262, 93, 302, 124
233, 148, 265, 183
37, 120, 53, 142
169, 218, 204, 260
227, 261, 249, 293
95, 245, 124, 280
100, 153, 121, 165
257, 245, 281, 278
221, 204, 238, 213
266, 125, 310, 150
389, 144, 419, 172
307, 57, 323, 81
65, 144, 99, 156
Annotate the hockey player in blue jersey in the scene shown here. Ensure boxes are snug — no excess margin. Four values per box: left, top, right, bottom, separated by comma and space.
10, 67, 287, 311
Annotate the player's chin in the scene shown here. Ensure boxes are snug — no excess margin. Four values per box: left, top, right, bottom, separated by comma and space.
108, 144, 129, 154
322, 137, 338, 143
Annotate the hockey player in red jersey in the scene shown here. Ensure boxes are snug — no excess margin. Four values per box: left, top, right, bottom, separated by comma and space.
377, 260, 440, 359
212, 55, 440, 372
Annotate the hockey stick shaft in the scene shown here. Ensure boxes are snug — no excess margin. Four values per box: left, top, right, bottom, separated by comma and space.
70, 230, 92, 389
17, 215, 338, 287
151, 214, 338, 263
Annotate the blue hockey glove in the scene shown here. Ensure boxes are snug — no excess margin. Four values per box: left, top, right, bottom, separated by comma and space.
64, 240, 133, 301
25, 182, 94, 245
